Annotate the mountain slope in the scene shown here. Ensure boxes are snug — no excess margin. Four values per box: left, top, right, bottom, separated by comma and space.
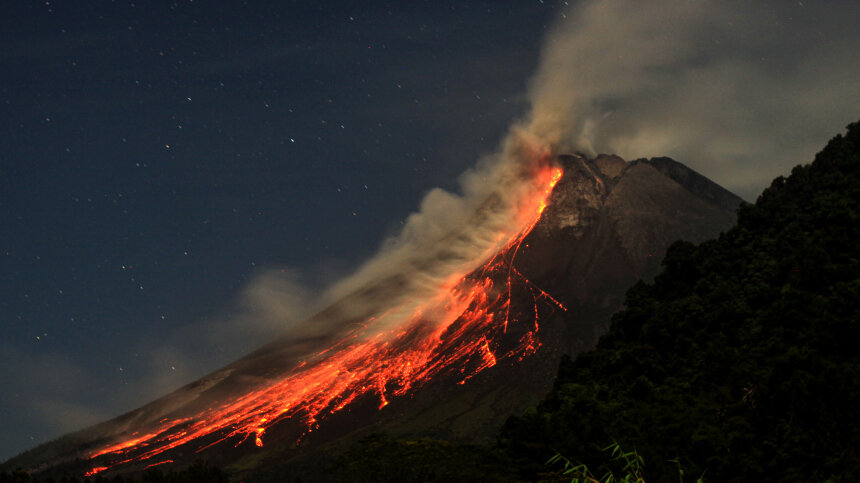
2, 154, 741, 480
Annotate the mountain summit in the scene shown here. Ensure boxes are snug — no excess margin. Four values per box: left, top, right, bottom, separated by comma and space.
4, 154, 742, 479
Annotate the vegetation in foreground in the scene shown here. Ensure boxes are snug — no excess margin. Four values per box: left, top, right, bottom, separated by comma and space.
0, 460, 227, 483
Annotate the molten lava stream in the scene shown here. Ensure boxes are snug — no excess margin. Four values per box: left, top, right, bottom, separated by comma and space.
85, 165, 564, 476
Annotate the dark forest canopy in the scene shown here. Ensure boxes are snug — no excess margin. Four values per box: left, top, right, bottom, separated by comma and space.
497, 120, 860, 481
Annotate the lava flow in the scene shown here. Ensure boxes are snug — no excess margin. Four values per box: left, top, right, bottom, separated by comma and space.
85, 165, 565, 476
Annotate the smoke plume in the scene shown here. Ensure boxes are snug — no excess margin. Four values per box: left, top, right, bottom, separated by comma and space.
522, 0, 860, 200
260, 131, 556, 340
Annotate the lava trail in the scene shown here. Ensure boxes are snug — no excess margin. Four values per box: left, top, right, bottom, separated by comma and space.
85, 165, 564, 476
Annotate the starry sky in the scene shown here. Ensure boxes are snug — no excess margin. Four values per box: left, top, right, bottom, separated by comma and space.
0, 1, 563, 460
2, 0, 858, 462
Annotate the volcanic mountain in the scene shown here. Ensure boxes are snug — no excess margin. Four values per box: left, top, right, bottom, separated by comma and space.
3, 154, 742, 479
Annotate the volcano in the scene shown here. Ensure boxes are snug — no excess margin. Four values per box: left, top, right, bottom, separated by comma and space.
3, 154, 742, 479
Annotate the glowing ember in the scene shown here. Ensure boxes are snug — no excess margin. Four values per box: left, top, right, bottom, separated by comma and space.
84, 467, 108, 477
85, 165, 564, 476
143, 460, 174, 470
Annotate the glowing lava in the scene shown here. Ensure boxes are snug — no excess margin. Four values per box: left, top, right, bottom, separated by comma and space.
85, 165, 564, 476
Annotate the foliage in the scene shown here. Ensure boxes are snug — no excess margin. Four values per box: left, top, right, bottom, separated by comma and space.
547, 442, 646, 483
500, 120, 860, 481
546, 442, 706, 483
326, 433, 517, 482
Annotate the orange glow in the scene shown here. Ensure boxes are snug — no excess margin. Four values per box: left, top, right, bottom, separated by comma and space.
84, 165, 565, 476
537, 168, 562, 215
143, 460, 174, 470
84, 467, 108, 477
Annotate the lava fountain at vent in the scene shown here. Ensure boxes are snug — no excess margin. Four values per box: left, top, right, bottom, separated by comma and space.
85, 164, 565, 476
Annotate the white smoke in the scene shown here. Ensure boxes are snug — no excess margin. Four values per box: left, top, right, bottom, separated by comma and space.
522, 0, 860, 200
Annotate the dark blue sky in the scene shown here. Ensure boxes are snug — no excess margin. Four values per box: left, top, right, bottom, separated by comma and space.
0, 1, 562, 459
4, 0, 859, 463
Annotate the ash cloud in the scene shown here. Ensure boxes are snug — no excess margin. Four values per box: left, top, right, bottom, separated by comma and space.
522, 0, 860, 200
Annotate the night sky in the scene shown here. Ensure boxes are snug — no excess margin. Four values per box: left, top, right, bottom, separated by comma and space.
2, 1, 858, 461
0, 1, 560, 459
